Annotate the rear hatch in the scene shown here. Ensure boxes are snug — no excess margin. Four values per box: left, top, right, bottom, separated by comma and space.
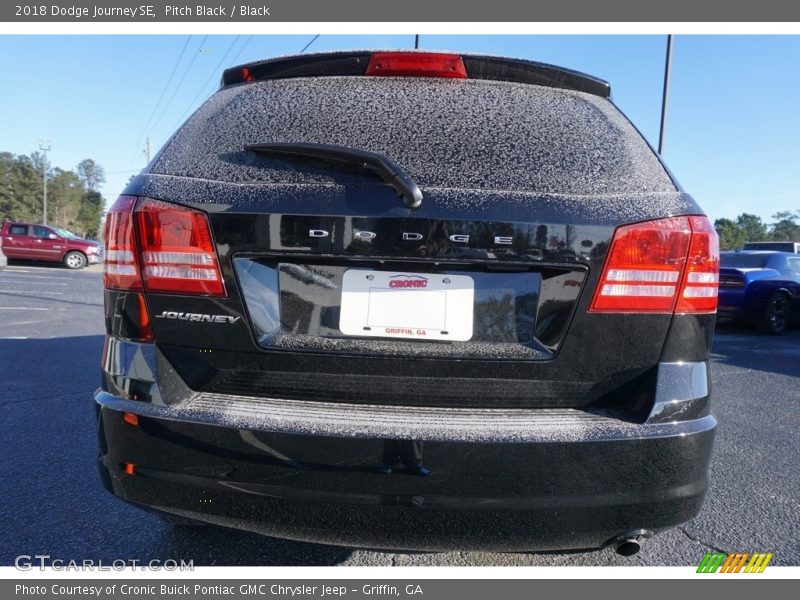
113, 52, 707, 412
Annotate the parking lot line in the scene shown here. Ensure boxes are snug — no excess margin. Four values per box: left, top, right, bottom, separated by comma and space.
0, 291, 64, 295
0, 307, 49, 310
0, 275, 74, 280
0, 279, 70, 285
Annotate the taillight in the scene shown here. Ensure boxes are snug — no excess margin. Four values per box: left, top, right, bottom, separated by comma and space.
366, 52, 468, 79
103, 195, 141, 291
590, 216, 719, 314
102, 196, 225, 297
675, 217, 719, 313
719, 275, 745, 288
134, 199, 225, 296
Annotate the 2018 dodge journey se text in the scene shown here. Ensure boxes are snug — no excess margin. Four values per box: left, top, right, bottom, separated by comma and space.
95, 51, 719, 555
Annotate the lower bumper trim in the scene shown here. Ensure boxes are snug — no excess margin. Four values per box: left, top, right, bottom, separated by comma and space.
95, 390, 717, 443
96, 395, 716, 552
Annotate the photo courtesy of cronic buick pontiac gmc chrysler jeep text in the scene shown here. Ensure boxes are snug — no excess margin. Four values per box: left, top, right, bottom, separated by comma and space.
95, 51, 720, 555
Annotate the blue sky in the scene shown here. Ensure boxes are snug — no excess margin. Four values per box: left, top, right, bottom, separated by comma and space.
0, 34, 798, 223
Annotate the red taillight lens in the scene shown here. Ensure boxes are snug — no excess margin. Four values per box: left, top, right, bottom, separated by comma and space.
590, 216, 719, 314
366, 52, 467, 79
134, 199, 226, 297
103, 195, 141, 291
590, 217, 691, 313
675, 216, 720, 313
102, 196, 225, 297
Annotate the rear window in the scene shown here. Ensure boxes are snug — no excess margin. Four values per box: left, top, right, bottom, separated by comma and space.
8, 225, 28, 235
52, 227, 80, 239
721, 253, 770, 268
153, 77, 675, 195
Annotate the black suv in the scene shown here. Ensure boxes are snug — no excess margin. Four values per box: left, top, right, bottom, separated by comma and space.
96, 51, 719, 555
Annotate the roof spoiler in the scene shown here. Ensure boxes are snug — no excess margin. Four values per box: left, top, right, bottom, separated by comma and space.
221, 50, 611, 98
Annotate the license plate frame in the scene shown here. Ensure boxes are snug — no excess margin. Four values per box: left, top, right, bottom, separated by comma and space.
339, 269, 475, 341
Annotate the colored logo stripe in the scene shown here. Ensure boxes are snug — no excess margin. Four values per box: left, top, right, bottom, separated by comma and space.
721, 553, 749, 573
697, 552, 773, 573
697, 552, 726, 573
745, 553, 773, 573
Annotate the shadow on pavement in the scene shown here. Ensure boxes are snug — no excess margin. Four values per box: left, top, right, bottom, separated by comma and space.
5, 259, 73, 270
4, 259, 103, 272
152, 524, 354, 566
712, 322, 800, 380
0, 334, 352, 567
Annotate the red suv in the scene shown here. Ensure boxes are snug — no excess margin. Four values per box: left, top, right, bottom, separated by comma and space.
0, 221, 103, 269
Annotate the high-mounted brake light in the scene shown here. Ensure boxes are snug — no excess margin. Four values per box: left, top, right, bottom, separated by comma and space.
366, 52, 468, 79
221, 52, 611, 96
102, 196, 226, 297
590, 216, 719, 314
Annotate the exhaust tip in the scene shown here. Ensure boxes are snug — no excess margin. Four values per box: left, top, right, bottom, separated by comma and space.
606, 529, 653, 557
614, 539, 641, 556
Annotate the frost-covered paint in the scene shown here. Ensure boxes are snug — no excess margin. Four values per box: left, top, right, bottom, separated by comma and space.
97, 51, 716, 553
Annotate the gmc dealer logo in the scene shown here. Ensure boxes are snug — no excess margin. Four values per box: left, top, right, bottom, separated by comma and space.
388, 275, 428, 289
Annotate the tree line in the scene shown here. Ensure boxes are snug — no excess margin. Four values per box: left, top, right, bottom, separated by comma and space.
0, 151, 106, 239
715, 212, 800, 251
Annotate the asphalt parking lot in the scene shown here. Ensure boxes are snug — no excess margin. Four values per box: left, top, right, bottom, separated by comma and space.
0, 262, 798, 567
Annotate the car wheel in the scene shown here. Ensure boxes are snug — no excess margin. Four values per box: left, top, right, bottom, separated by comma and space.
758, 292, 790, 335
64, 251, 87, 269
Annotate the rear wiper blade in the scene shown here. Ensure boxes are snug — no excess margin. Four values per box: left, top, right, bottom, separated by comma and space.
245, 142, 423, 209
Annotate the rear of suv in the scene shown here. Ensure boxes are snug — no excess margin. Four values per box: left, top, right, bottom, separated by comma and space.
95, 51, 719, 554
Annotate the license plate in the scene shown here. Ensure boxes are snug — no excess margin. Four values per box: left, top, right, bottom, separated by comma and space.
339, 270, 474, 341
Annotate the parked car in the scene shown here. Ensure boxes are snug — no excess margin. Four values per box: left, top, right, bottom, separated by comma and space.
96, 51, 719, 555
742, 241, 800, 253
0, 221, 102, 269
718, 251, 800, 334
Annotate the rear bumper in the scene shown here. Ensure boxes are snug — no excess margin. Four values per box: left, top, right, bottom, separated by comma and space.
716, 308, 747, 322
717, 289, 752, 322
95, 390, 716, 552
